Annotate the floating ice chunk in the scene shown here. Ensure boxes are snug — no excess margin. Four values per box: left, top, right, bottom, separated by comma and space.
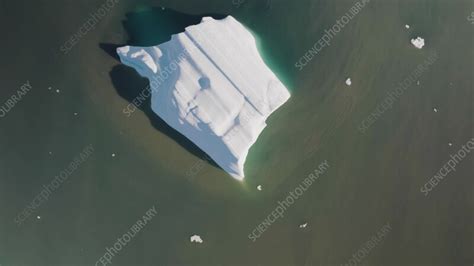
111, 153, 116, 157
448, 142, 452, 146
257, 185, 262, 191
433, 108, 438, 113
190, 235, 203, 243
117, 16, 290, 180
345, 78, 352, 86
36, 215, 41, 220
299, 222, 308, 228
411, 37, 425, 49
405, 24, 410, 29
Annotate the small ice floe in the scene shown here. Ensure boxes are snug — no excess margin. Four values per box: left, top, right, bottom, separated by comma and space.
55, 89, 60, 93
345, 78, 352, 86
161, 7, 165, 10
411, 37, 425, 49
36, 215, 41, 220
257, 185, 262, 191
48, 151, 53, 155
111, 153, 116, 157
190, 235, 203, 243
433, 108, 438, 113
299, 223, 308, 229
405, 24, 410, 29
416, 80, 420, 85
74, 112, 78, 116
448, 142, 453, 147
48, 87, 52, 90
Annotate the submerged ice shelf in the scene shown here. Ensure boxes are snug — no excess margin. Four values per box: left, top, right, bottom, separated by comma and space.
117, 16, 290, 180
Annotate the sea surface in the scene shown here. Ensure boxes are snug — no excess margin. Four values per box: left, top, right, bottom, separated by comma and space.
0, 0, 472, 265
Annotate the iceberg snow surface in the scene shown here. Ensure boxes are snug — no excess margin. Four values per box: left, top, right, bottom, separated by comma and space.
117, 16, 290, 180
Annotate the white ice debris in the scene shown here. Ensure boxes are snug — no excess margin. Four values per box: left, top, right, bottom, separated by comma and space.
111, 153, 116, 157
411, 37, 425, 49
55, 89, 60, 93
345, 78, 352, 86
405, 24, 410, 29
448, 142, 452, 146
117, 16, 290, 180
257, 185, 262, 191
36, 215, 41, 220
190, 235, 203, 243
433, 108, 438, 112
299, 223, 308, 228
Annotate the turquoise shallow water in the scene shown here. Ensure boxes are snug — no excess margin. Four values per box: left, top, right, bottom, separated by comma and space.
0, 0, 472, 265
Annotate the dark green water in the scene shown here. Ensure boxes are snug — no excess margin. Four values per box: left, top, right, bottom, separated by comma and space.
0, 0, 472, 265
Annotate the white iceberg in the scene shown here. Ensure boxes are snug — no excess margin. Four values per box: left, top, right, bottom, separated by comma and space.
117, 16, 290, 180
411, 37, 425, 49
299, 222, 308, 228
345, 78, 352, 86
190, 234, 203, 243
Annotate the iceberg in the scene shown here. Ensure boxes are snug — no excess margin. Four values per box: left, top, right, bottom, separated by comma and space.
345, 78, 352, 86
411, 37, 425, 49
117, 16, 290, 180
190, 234, 203, 243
